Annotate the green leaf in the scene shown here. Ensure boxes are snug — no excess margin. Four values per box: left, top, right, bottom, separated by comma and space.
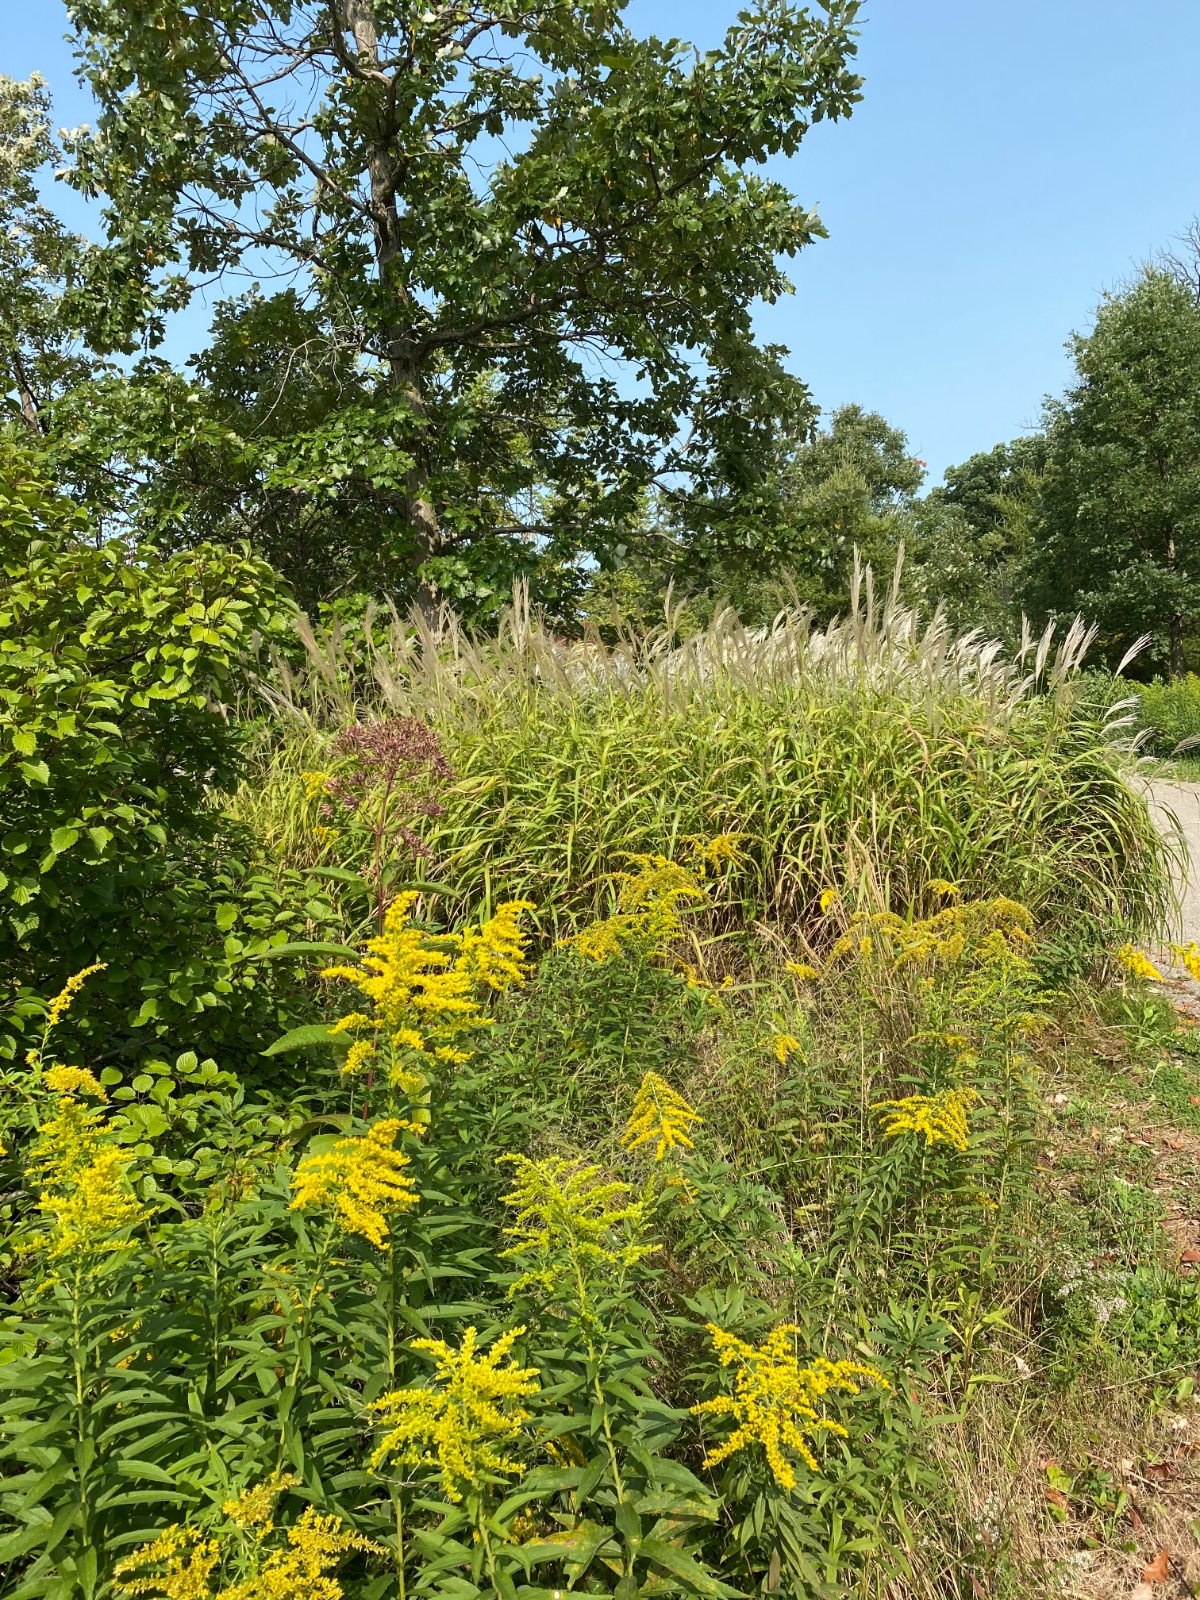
639, 1538, 739, 1598
513, 1522, 614, 1579
49, 826, 79, 854
18, 760, 50, 785
262, 1022, 344, 1056
11, 729, 37, 757
255, 940, 362, 961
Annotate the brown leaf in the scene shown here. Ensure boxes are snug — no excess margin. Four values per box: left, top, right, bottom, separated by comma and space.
1168, 1139, 1185, 1150
1142, 1548, 1171, 1583
1129, 1502, 1146, 1532
1191, 1095, 1200, 1106
1044, 1488, 1069, 1509
1143, 1461, 1179, 1482
1180, 1250, 1200, 1265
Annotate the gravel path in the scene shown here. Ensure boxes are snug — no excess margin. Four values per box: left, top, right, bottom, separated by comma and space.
1144, 779, 1200, 946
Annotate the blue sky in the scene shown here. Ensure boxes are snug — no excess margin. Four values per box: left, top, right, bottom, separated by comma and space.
4, 0, 1200, 483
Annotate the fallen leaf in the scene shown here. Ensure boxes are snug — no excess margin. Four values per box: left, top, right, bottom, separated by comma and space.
1091, 1124, 1101, 1139
1143, 1461, 1179, 1482
1181, 1251, 1200, 1264
1129, 1502, 1146, 1532
1045, 1487, 1069, 1509
1142, 1548, 1170, 1583
1169, 1140, 1185, 1150
1191, 1095, 1200, 1106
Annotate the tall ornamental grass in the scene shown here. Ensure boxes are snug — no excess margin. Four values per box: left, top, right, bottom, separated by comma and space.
232, 566, 1172, 942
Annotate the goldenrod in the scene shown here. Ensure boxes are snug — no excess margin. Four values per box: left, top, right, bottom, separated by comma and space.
290, 1119, 419, 1247
770, 1033, 803, 1065
115, 1494, 379, 1600
222, 1473, 299, 1531
372, 1325, 539, 1500
1117, 943, 1163, 982
873, 1087, 980, 1153
500, 1154, 653, 1306
45, 962, 107, 1030
114, 1525, 220, 1599
623, 1071, 702, 1160
42, 1064, 107, 1100
28, 1096, 147, 1258
1173, 941, 1200, 982
323, 893, 532, 1090
692, 1323, 887, 1489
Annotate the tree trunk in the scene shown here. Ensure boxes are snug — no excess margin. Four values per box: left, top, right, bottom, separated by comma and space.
1172, 610, 1187, 679
343, 0, 443, 614
9, 348, 43, 436
1168, 532, 1186, 678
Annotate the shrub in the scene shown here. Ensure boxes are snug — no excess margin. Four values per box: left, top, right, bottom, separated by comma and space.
1136, 672, 1200, 754
0, 456, 320, 1071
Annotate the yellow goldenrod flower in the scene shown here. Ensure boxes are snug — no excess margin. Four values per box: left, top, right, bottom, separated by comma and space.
45, 962, 107, 1030
115, 1499, 380, 1600
342, 1040, 376, 1076
928, 878, 960, 898
819, 888, 840, 914
372, 1325, 539, 1501
40, 1147, 147, 1259
692, 833, 745, 872
290, 1119, 419, 1247
1117, 944, 1162, 982
785, 962, 820, 981
561, 852, 707, 964
222, 1473, 299, 1532
311, 824, 340, 846
623, 1071, 703, 1160
300, 769, 331, 800
218, 1506, 380, 1600
114, 1524, 220, 1599
28, 1096, 147, 1258
455, 899, 536, 991
873, 1087, 980, 1153
1172, 941, 1200, 982
42, 1064, 108, 1100
771, 1033, 803, 1065
322, 894, 532, 1089
691, 1323, 887, 1489
500, 1154, 653, 1306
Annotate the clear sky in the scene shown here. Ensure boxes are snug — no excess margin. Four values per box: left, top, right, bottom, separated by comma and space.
4, 0, 1200, 483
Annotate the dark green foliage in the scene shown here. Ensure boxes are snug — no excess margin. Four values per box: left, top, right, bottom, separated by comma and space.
0, 452, 332, 1072
1027, 269, 1200, 676
50, 0, 864, 613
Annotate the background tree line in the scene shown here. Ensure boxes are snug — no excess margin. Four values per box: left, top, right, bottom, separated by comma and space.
3, 4, 1200, 676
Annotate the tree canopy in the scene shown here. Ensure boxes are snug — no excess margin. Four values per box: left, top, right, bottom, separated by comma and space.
51, 0, 862, 612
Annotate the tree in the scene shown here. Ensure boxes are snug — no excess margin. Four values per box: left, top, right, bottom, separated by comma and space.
911, 435, 1044, 639
645, 403, 925, 627
60, 0, 863, 610
1025, 269, 1200, 677
0, 75, 98, 434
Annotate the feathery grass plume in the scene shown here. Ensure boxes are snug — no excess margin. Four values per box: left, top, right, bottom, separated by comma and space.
41, 1064, 107, 1100
499, 1154, 654, 1311
1117, 943, 1163, 982
290, 1119, 418, 1247
234, 566, 1170, 951
323, 892, 533, 1091
27, 1096, 147, 1258
371, 1325, 539, 1501
623, 1070, 703, 1160
692, 1323, 888, 1489
873, 1087, 981, 1153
